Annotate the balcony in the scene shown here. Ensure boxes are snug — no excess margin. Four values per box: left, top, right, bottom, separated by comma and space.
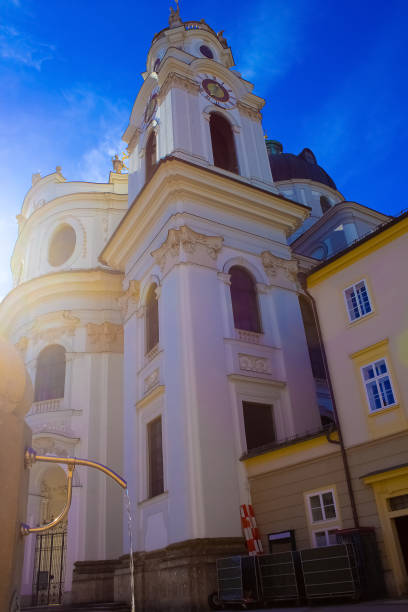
27, 398, 65, 416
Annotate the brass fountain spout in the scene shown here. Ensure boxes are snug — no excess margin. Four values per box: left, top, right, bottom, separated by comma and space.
21, 447, 127, 536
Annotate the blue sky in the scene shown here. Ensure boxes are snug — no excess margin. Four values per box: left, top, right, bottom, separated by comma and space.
0, 0, 407, 299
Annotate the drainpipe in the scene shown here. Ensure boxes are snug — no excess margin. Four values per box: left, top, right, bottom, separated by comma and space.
303, 286, 360, 529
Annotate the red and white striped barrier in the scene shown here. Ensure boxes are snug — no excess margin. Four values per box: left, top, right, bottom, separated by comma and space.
240, 504, 263, 556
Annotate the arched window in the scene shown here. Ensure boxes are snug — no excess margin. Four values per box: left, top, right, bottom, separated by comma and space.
229, 266, 261, 332
34, 345, 66, 402
145, 131, 157, 183
299, 296, 325, 379
320, 195, 331, 214
146, 283, 159, 354
209, 113, 239, 174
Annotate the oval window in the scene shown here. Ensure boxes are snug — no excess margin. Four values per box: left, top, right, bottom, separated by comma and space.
48, 224, 76, 266
200, 45, 214, 59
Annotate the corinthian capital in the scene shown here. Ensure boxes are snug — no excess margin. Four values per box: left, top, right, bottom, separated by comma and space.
261, 251, 299, 288
151, 225, 223, 275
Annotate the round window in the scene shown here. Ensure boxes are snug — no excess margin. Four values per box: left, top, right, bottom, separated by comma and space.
200, 45, 214, 59
48, 224, 76, 267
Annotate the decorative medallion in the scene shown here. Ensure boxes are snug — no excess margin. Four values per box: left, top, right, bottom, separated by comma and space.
198, 73, 236, 109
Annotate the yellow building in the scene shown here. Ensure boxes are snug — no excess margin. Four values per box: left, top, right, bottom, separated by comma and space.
244, 212, 408, 597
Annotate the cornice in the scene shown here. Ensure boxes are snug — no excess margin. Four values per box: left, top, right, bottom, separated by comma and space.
21, 179, 128, 219
158, 72, 200, 101
0, 268, 124, 334
276, 178, 343, 200
100, 156, 310, 270
236, 100, 262, 122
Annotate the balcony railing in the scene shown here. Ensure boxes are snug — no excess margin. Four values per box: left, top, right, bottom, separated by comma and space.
235, 329, 263, 344
27, 398, 65, 416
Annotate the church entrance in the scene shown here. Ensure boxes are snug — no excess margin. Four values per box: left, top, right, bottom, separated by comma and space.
32, 527, 67, 606
29, 462, 69, 606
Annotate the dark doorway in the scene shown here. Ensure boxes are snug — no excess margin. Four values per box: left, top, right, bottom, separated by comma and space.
394, 515, 408, 575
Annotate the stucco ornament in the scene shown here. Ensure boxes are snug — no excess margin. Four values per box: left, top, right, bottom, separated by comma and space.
0, 335, 33, 417
30, 310, 80, 344
144, 368, 160, 394
261, 251, 299, 289
15, 336, 29, 355
118, 280, 140, 319
238, 354, 270, 374
151, 225, 223, 274
86, 321, 124, 353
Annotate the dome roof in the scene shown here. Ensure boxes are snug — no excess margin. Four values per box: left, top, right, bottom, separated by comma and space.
266, 141, 336, 190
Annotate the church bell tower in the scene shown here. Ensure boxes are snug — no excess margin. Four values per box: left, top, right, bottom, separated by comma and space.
101, 7, 321, 609
123, 5, 276, 202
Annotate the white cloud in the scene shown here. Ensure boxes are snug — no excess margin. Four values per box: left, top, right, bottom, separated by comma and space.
0, 24, 55, 70
60, 87, 129, 182
233, 0, 307, 87
79, 133, 126, 183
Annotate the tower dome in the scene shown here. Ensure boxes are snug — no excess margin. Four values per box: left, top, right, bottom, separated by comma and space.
266, 141, 336, 190
146, 6, 234, 74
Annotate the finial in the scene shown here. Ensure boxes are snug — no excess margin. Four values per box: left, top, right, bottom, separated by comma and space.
32, 173, 41, 185
56, 165, 62, 174
217, 30, 228, 48
169, 0, 182, 28
112, 154, 124, 174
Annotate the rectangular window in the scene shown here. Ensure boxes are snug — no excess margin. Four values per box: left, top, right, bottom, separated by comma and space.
361, 358, 396, 412
344, 280, 372, 322
313, 528, 338, 547
308, 490, 337, 523
147, 416, 164, 498
242, 401, 275, 451
389, 495, 408, 512
268, 530, 296, 554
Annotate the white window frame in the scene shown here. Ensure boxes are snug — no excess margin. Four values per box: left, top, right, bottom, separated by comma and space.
361, 357, 397, 413
307, 489, 337, 524
313, 527, 339, 547
343, 279, 372, 322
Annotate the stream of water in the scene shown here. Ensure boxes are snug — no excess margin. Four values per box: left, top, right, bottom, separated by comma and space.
125, 489, 136, 612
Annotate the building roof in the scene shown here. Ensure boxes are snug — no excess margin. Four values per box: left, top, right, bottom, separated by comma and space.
307, 209, 407, 280
267, 142, 337, 190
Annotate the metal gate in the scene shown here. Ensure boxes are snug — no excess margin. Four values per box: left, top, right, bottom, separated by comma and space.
32, 527, 67, 606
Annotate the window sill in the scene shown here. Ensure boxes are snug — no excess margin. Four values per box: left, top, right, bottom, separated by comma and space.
310, 517, 339, 526
368, 403, 400, 417
346, 310, 376, 328
138, 490, 168, 507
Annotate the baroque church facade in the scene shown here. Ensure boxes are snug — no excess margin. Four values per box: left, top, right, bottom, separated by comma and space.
2, 7, 406, 609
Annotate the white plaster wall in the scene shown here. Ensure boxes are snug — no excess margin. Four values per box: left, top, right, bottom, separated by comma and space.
120, 203, 321, 552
